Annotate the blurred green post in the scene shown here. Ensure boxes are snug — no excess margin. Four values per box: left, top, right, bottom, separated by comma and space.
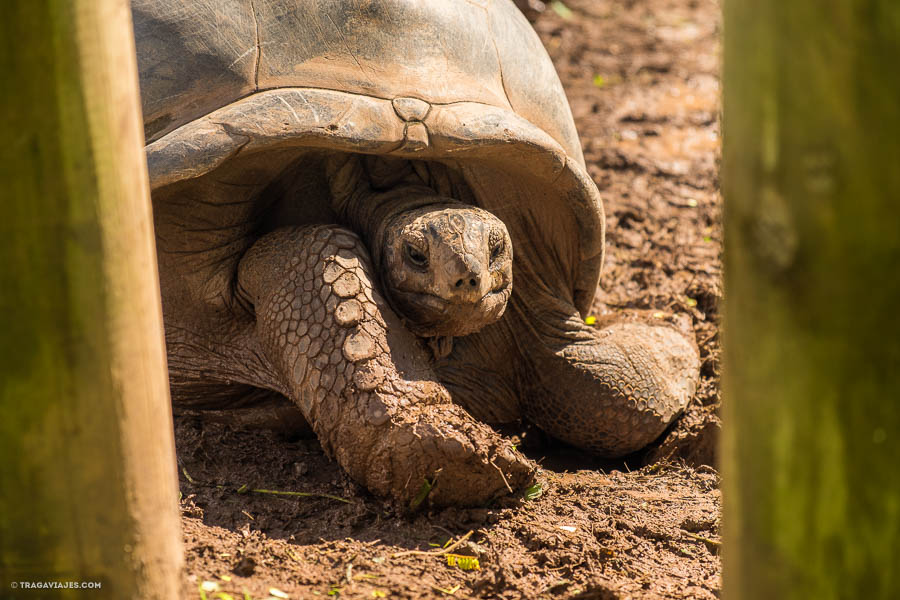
723, 0, 900, 598
0, 1, 182, 597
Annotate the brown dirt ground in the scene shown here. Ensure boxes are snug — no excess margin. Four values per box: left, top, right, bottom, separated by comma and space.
175, 0, 723, 597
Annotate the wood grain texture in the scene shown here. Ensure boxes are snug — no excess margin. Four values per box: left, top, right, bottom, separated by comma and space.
0, 1, 182, 597
722, 0, 900, 597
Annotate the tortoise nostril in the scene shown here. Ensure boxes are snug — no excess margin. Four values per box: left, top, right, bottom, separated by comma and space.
469, 278, 477, 287
455, 279, 464, 288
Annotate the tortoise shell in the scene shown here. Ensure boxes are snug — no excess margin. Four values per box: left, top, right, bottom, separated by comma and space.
134, 0, 604, 315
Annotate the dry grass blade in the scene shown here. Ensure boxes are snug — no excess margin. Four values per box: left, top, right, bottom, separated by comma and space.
247, 487, 353, 504
391, 530, 474, 558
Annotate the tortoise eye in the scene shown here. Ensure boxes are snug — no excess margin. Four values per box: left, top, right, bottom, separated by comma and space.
489, 231, 504, 263
490, 242, 503, 263
405, 243, 429, 268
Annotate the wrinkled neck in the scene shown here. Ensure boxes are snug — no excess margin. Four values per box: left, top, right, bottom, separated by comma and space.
327, 154, 463, 269
335, 184, 452, 270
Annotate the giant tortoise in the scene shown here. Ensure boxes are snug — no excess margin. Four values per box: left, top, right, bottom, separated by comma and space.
134, 0, 700, 507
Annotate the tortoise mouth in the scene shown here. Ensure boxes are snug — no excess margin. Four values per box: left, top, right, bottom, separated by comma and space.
389, 286, 511, 337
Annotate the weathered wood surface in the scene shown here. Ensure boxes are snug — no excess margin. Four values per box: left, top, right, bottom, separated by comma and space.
722, 0, 900, 597
0, 1, 182, 597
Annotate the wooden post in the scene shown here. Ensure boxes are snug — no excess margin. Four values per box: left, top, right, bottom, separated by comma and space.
722, 0, 900, 598
0, 1, 182, 598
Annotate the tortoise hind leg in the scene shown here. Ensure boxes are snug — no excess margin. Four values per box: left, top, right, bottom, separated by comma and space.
236, 225, 534, 507
510, 292, 700, 457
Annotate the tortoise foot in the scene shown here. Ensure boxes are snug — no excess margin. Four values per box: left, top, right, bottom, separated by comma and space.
524, 319, 700, 457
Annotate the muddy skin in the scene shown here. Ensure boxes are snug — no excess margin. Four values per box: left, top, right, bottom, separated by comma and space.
235, 225, 534, 507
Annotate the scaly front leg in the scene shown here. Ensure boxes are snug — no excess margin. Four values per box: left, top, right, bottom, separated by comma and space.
236, 225, 534, 507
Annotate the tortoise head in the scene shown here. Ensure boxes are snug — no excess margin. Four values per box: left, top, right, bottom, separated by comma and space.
381, 202, 513, 338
